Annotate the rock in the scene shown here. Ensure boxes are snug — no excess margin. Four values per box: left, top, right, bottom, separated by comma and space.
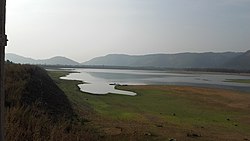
144, 132, 152, 136
103, 127, 122, 136
156, 124, 163, 128
187, 131, 202, 138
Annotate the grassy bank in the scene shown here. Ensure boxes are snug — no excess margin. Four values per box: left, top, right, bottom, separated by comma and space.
5, 64, 99, 141
225, 79, 250, 84
49, 71, 250, 141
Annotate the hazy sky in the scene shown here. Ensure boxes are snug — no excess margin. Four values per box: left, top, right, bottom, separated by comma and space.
6, 0, 250, 62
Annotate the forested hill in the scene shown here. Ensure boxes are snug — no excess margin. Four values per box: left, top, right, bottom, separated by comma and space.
83, 50, 250, 70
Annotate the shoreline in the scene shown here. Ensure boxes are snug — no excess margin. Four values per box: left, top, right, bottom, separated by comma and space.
50, 69, 250, 95
42, 65, 250, 74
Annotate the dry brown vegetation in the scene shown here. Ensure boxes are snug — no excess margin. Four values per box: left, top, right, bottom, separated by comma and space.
4, 63, 98, 141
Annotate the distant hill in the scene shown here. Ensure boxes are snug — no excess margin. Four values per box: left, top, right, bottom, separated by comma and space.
226, 50, 250, 69
6, 51, 250, 69
6, 53, 80, 65
6, 53, 37, 64
83, 51, 250, 69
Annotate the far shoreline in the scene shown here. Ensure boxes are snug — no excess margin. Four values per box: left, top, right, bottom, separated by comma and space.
42, 64, 250, 75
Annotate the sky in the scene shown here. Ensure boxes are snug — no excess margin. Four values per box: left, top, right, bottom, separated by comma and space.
6, 0, 250, 62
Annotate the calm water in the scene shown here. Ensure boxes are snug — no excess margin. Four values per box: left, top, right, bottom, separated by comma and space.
60, 68, 250, 95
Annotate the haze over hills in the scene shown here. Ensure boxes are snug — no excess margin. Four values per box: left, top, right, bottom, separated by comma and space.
83, 50, 250, 70
6, 50, 250, 70
6, 53, 80, 66
225, 50, 250, 69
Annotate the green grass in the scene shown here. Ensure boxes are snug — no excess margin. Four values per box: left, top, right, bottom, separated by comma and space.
48, 71, 250, 140
86, 88, 233, 127
225, 79, 250, 84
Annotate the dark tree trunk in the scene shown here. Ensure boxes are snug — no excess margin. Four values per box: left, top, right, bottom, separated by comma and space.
0, 0, 7, 140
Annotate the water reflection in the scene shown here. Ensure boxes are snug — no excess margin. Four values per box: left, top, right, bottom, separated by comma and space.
61, 69, 250, 95
60, 70, 138, 96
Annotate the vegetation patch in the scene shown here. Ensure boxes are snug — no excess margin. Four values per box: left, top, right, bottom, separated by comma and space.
5, 64, 99, 141
225, 79, 250, 84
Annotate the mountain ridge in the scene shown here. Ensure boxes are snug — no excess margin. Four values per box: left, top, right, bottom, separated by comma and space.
6, 50, 250, 70
6, 53, 80, 65
83, 50, 250, 69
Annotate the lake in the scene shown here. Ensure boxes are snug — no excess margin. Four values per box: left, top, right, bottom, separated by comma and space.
60, 68, 250, 96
